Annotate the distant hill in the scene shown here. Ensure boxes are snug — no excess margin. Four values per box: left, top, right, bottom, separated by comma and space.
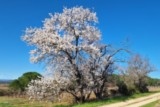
0, 79, 13, 84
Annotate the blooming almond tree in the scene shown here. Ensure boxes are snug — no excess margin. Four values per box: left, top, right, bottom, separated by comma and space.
22, 6, 124, 103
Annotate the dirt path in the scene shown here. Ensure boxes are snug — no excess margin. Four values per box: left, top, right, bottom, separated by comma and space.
100, 93, 160, 107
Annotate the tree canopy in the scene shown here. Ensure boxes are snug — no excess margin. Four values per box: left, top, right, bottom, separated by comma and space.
9, 72, 41, 92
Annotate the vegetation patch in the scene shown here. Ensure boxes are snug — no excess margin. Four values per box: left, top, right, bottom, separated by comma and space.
141, 100, 159, 107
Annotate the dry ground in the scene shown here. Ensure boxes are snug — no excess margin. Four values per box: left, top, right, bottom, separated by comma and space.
0, 84, 9, 90
148, 86, 160, 92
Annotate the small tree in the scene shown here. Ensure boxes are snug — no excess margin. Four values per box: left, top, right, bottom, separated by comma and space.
126, 54, 155, 93
9, 72, 41, 94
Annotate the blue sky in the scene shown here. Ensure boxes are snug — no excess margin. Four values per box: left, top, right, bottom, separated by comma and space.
0, 0, 160, 79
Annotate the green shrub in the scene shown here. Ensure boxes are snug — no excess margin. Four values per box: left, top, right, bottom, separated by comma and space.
117, 81, 136, 96
135, 83, 149, 93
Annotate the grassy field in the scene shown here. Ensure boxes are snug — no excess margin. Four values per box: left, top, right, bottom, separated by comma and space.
0, 84, 159, 107
0, 96, 70, 107
0, 92, 158, 107
141, 100, 160, 107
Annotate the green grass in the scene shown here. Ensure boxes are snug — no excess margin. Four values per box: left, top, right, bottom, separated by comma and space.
0, 92, 158, 107
0, 97, 67, 107
0, 102, 13, 107
141, 100, 159, 107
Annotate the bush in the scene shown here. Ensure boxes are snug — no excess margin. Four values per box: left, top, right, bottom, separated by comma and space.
0, 90, 5, 96
117, 81, 135, 96
110, 89, 118, 96
117, 81, 128, 96
135, 83, 149, 93
0, 89, 11, 96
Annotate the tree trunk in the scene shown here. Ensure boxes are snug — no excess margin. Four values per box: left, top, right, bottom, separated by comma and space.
94, 79, 106, 99
94, 91, 103, 100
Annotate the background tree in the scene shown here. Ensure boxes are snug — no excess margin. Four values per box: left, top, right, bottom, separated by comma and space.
9, 72, 41, 94
87, 48, 125, 99
124, 54, 155, 93
148, 77, 160, 86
